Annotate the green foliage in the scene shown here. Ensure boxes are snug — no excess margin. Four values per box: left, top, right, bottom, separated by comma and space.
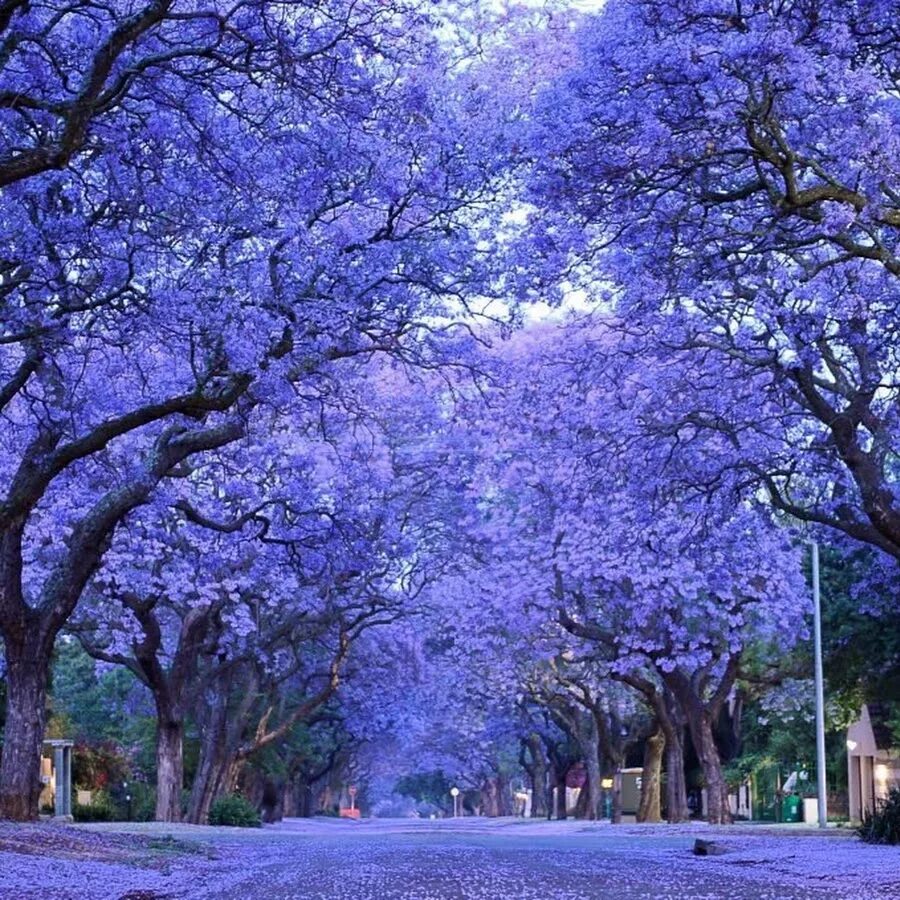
723, 752, 769, 790
395, 770, 452, 808
73, 790, 113, 822
49, 639, 158, 788
51, 639, 145, 743
818, 549, 900, 718
125, 716, 160, 780
122, 782, 156, 822
208, 794, 261, 828
732, 545, 900, 803
887, 710, 900, 749
858, 788, 900, 844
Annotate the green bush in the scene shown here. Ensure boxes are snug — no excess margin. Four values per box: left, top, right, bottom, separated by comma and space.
112, 782, 156, 822
208, 794, 261, 828
73, 790, 113, 822
128, 783, 157, 822
858, 787, 900, 844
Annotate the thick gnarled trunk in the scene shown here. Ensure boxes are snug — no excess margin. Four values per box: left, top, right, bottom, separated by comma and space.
665, 669, 733, 824
522, 734, 549, 818
581, 737, 603, 821
187, 700, 232, 824
664, 726, 689, 823
691, 712, 731, 824
609, 768, 623, 824
154, 717, 184, 822
550, 765, 567, 819
480, 774, 511, 817
552, 706, 602, 821
0, 644, 49, 820
637, 726, 664, 823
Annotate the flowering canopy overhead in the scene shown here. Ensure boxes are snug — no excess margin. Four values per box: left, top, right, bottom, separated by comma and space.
0, 0, 533, 820
534, 0, 900, 562
0, 0, 889, 831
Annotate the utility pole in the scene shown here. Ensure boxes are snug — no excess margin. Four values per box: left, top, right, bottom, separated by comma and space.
812, 541, 828, 828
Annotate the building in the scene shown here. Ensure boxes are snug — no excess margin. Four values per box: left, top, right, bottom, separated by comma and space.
846, 703, 899, 822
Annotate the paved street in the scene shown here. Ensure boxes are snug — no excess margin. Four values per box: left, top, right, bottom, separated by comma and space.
4, 817, 900, 900
201, 819, 843, 900
204, 818, 900, 900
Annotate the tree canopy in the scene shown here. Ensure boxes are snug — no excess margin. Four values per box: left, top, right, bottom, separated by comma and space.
1, 0, 898, 829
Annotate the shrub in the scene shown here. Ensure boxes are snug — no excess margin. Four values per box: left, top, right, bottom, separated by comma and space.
73, 791, 113, 822
858, 787, 900, 844
126, 783, 157, 822
208, 794, 261, 828
111, 781, 156, 822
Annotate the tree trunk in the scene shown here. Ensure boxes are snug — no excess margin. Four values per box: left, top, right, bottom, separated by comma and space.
481, 776, 501, 817
283, 781, 298, 818
664, 726, 689, 823
500, 772, 513, 816
573, 780, 589, 818
0, 645, 50, 821
582, 752, 602, 820
693, 712, 731, 824
580, 720, 603, 820
663, 665, 736, 825
610, 769, 623, 824
154, 717, 184, 822
556, 765, 570, 819
224, 755, 244, 795
188, 746, 235, 824
265, 781, 285, 823
295, 780, 313, 818
637, 727, 664, 823
239, 770, 281, 823
187, 698, 230, 824
526, 735, 549, 818
536, 770, 551, 820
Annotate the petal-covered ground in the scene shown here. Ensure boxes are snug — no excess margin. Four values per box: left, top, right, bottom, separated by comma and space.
1, 818, 899, 900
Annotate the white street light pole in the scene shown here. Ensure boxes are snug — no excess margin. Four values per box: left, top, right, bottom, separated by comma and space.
450, 786, 460, 818
812, 541, 828, 828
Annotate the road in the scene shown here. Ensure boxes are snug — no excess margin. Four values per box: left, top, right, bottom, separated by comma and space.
205, 817, 833, 900
4, 817, 899, 899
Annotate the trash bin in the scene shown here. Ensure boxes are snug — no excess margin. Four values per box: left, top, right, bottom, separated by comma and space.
782, 794, 802, 823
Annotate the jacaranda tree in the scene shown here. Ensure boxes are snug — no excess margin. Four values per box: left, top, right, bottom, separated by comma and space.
533, 0, 900, 563
0, 0, 522, 819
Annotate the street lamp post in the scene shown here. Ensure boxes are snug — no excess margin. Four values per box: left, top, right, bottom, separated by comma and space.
812, 542, 828, 828
450, 786, 460, 818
